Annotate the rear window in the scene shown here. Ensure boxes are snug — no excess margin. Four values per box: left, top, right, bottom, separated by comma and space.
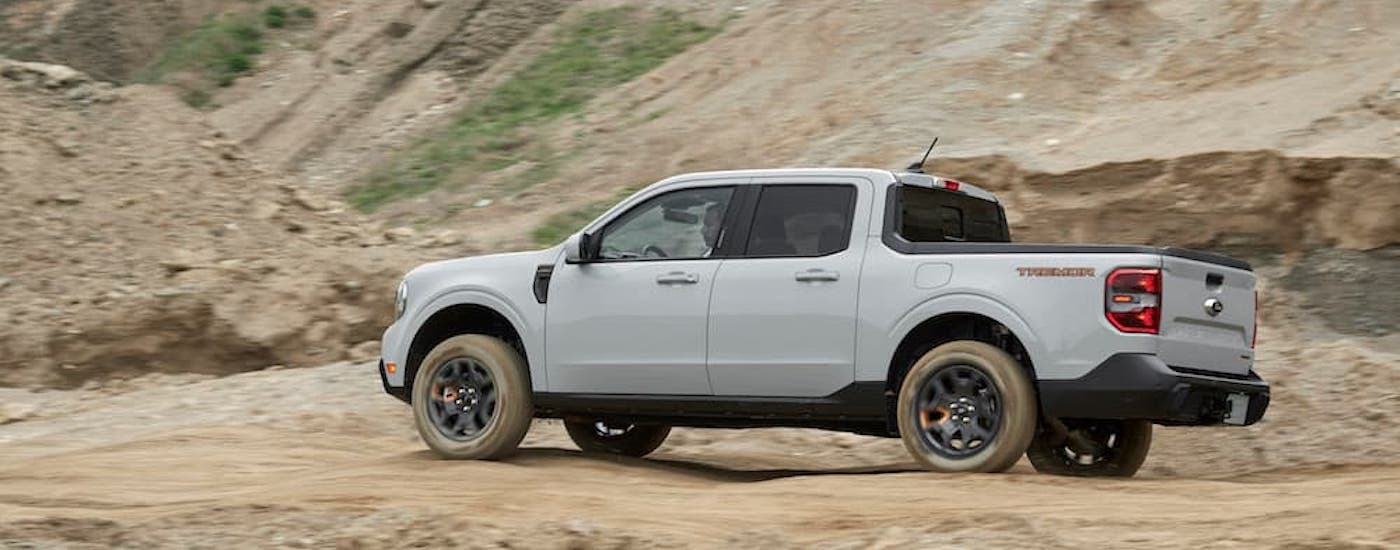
897, 186, 1009, 242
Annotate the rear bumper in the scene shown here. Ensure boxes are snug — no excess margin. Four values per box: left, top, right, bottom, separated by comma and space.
1038, 353, 1269, 426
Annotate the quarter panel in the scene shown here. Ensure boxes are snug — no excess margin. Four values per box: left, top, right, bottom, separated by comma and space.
856, 241, 1162, 382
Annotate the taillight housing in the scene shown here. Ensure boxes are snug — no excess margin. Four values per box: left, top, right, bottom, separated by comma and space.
1106, 268, 1161, 334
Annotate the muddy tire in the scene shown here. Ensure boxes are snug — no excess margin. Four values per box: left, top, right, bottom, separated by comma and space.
1026, 419, 1152, 477
412, 334, 533, 460
896, 341, 1038, 473
564, 420, 671, 457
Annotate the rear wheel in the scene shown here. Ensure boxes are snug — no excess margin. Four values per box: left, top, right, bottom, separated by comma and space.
896, 341, 1038, 473
564, 420, 671, 457
411, 334, 533, 460
1026, 419, 1152, 477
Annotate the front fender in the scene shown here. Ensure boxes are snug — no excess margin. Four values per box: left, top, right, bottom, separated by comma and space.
381, 286, 544, 391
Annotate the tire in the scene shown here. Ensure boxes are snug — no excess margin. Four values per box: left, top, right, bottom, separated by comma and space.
412, 334, 533, 460
564, 420, 671, 457
896, 340, 1038, 473
1026, 419, 1152, 477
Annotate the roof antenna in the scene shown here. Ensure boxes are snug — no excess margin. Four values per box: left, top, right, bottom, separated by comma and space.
906, 137, 939, 174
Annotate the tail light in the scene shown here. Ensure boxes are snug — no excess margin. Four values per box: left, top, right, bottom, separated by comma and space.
1106, 268, 1161, 334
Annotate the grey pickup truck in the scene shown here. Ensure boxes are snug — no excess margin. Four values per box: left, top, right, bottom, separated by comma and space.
377, 167, 1269, 477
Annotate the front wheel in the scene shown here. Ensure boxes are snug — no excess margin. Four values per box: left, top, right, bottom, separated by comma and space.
411, 334, 533, 460
564, 419, 671, 457
1026, 419, 1152, 477
896, 341, 1038, 473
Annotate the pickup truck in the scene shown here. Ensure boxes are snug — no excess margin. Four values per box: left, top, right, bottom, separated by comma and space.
377, 168, 1270, 477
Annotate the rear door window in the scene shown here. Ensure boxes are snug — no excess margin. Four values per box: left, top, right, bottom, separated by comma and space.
744, 185, 857, 257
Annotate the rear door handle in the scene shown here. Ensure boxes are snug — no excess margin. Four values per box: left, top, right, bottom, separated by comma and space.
795, 269, 840, 282
656, 272, 699, 285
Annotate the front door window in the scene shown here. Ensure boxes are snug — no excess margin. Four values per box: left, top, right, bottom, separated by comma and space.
599, 187, 734, 260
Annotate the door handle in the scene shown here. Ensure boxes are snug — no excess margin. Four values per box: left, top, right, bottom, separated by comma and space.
795, 268, 840, 282
656, 272, 699, 285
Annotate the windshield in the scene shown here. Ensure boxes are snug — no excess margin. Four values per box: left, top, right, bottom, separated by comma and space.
896, 186, 1009, 243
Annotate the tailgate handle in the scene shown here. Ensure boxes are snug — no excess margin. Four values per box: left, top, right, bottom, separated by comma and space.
1205, 273, 1224, 289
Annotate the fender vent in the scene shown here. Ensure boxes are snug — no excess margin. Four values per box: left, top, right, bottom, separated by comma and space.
533, 264, 555, 304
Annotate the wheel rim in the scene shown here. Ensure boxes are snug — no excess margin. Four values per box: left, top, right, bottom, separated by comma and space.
592, 420, 634, 439
426, 357, 498, 441
1052, 420, 1129, 467
912, 364, 1002, 458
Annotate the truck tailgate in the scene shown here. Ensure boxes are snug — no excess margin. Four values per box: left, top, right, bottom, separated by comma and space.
1158, 256, 1256, 376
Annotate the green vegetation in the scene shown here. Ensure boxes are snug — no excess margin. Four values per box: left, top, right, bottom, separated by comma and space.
140, 16, 262, 85
532, 201, 611, 247
141, 4, 317, 108
264, 5, 314, 28
531, 185, 642, 246
347, 7, 721, 213
263, 5, 288, 28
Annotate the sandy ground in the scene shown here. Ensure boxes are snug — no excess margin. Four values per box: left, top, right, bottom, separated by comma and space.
2, 358, 1399, 549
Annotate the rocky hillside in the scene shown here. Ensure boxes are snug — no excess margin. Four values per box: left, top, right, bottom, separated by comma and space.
0, 0, 1396, 389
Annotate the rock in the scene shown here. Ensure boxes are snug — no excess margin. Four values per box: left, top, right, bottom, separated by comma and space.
426, 230, 463, 247
291, 188, 329, 211
384, 227, 417, 242
419, 0, 442, 8
564, 519, 597, 537
152, 287, 190, 298
42, 193, 83, 206
383, 21, 415, 38
472, 198, 493, 208
0, 402, 38, 425
0, 277, 10, 291
159, 260, 195, 275
251, 200, 282, 220
0, 59, 88, 88
220, 147, 245, 161
332, 280, 364, 295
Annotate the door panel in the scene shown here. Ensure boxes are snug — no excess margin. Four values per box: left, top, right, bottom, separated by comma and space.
546, 260, 720, 394
706, 180, 871, 397
544, 184, 738, 395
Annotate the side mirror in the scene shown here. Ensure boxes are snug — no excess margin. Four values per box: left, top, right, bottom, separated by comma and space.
563, 232, 595, 263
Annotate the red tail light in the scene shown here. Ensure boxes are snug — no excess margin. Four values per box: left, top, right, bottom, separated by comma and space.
942, 179, 961, 191
1106, 268, 1161, 334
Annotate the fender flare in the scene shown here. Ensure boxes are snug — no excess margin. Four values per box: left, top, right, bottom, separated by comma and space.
883, 291, 1046, 378
401, 286, 544, 391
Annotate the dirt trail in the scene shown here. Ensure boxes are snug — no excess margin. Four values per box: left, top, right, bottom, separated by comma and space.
3, 361, 1398, 549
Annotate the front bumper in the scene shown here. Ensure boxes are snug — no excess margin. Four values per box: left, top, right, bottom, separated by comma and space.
1038, 353, 1270, 426
379, 359, 410, 403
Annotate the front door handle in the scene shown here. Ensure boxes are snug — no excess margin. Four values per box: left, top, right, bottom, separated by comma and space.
795, 268, 840, 282
656, 272, 699, 285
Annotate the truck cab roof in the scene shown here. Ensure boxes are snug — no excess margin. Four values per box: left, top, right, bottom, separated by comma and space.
643, 167, 1001, 204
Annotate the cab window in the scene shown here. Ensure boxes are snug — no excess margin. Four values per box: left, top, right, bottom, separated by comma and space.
598, 187, 734, 260
743, 185, 856, 257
